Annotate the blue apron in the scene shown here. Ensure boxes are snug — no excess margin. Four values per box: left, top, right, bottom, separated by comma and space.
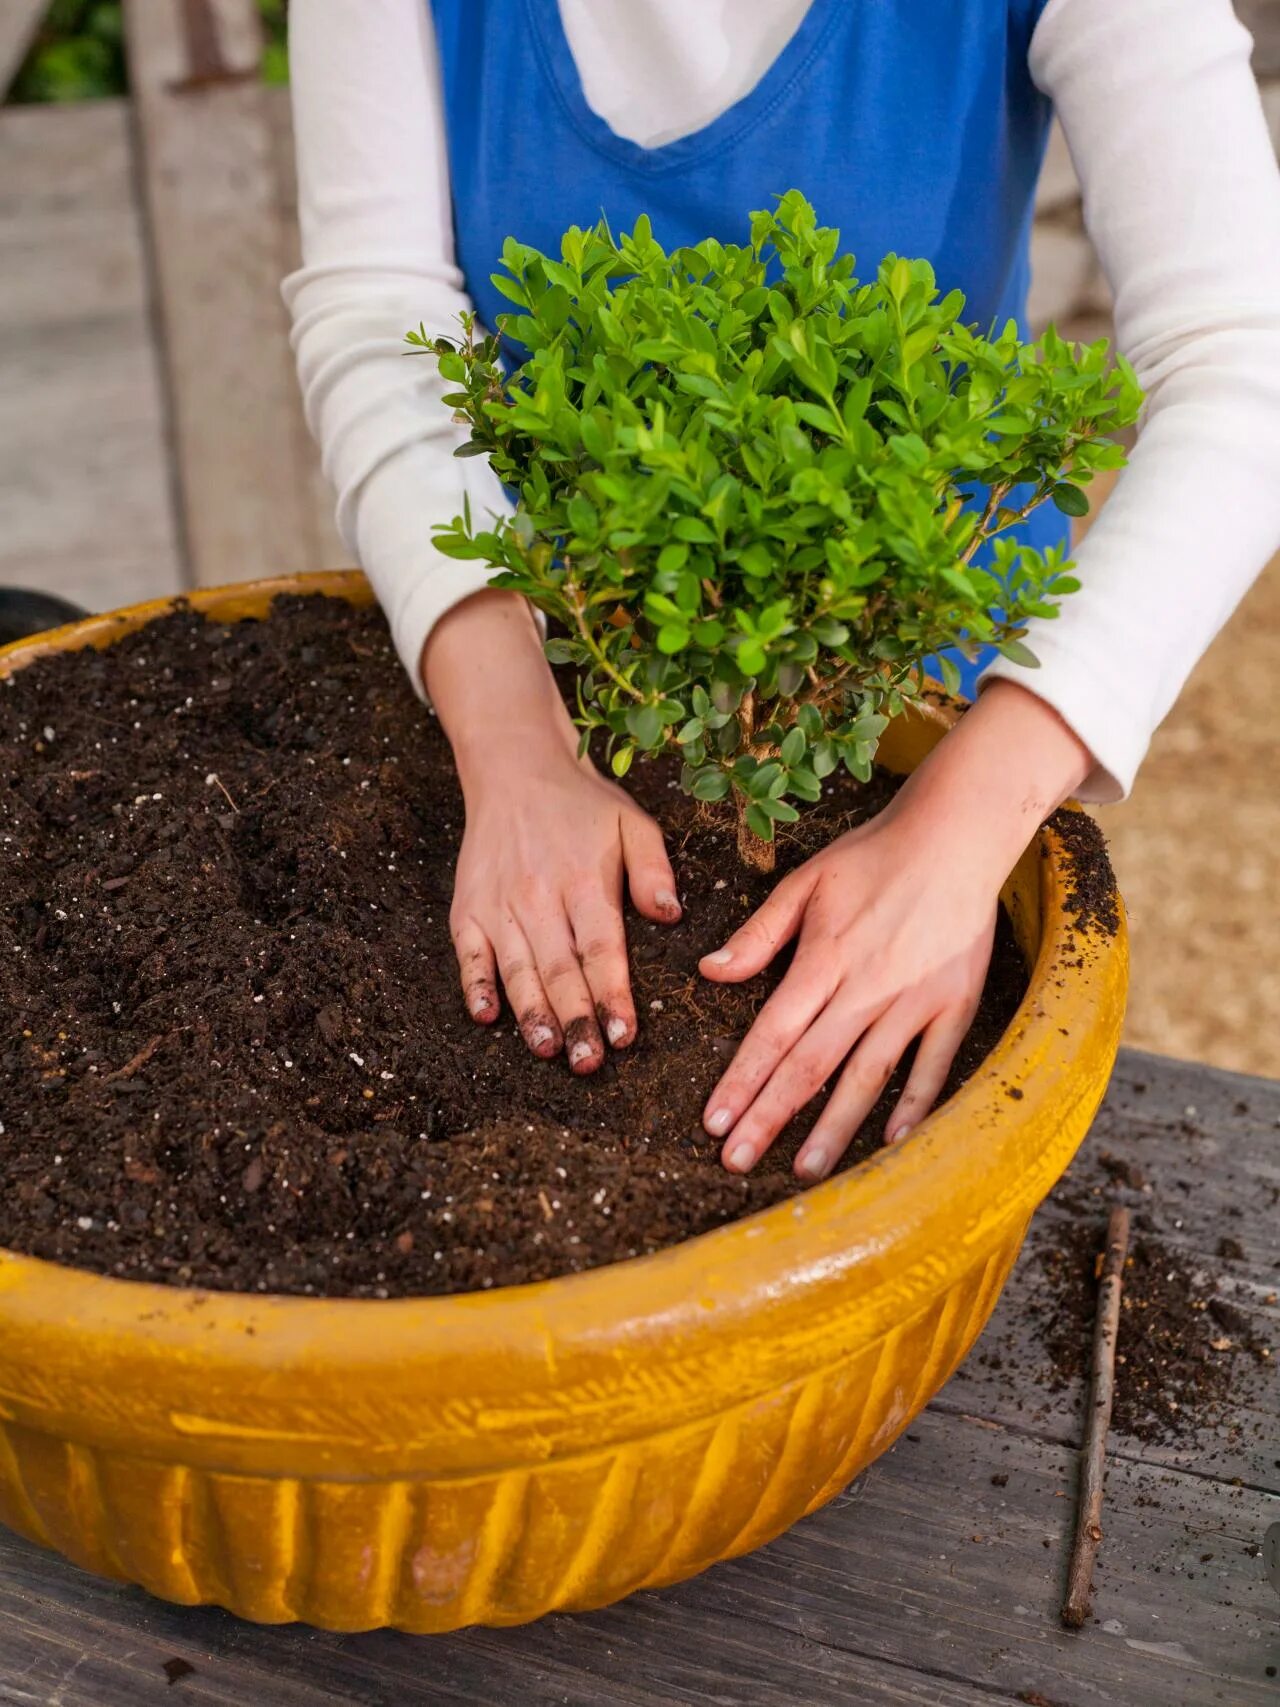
428, 0, 1063, 697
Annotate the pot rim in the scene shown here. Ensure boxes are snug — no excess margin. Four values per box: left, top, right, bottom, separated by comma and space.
0, 573, 1126, 1473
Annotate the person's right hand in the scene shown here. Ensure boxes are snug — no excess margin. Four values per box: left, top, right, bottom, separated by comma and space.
452, 743, 681, 1070
422, 590, 682, 1072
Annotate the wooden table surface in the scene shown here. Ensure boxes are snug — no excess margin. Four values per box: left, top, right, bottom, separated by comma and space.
0, 1048, 1276, 1707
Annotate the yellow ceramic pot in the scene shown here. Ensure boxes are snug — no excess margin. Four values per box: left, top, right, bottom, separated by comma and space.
0, 574, 1127, 1633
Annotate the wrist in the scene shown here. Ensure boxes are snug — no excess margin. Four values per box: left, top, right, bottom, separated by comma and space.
420, 589, 580, 780
891, 680, 1093, 882
453, 709, 582, 802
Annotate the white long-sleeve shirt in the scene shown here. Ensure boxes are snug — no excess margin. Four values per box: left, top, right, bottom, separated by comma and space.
283, 0, 1280, 802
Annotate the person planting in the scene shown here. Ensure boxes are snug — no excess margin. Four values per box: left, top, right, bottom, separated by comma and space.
285, 0, 1280, 1181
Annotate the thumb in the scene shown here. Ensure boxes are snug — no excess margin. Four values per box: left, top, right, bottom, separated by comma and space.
621, 810, 682, 924
700, 867, 815, 982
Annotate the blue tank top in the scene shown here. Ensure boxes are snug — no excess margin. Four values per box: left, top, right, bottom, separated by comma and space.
427, 0, 1062, 695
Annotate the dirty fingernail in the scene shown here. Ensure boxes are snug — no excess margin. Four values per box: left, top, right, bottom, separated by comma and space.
888, 1123, 911, 1145
655, 888, 681, 915
706, 1106, 734, 1137
704, 948, 733, 967
530, 1024, 556, 1051
725, 1141, 755, 1173
797, 1146, 831, 1182
569, 1040, 595, 1068
606, 1016, 629, 1046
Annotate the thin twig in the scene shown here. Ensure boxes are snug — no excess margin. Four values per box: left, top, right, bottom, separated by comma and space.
205, 771, 240, 813
1061, 1204, 1131, 1629
564, 584, 644, 701
104, 1034, 166, 1084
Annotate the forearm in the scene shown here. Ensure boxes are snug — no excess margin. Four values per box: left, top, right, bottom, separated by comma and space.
421, 590, 579, 792
994, 0, 1280, 800
891, 680, 1093, 884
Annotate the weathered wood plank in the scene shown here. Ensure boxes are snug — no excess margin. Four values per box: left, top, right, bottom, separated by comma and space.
0, 0, 45, 99
264, 85, 347, 571
0, 102, 183, 611
0, 1519, 1029, 1706
121, 0, 329, 588
689, 1408, 1277, 1707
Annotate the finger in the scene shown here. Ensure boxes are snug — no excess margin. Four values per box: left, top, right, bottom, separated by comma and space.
452, 918, 499, 1023
699, 866, 816, 983
702, 944, 837, 1140
570, 893, 636, 1049
493, 924, 561, 1059
795, 1000, 927, 1182
719, 992, 883, 1173
525, 911, 605, 1074
883, 1000, 977, 1146
620, 811, 681, 924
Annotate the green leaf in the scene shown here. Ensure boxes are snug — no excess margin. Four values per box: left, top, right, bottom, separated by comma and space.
1051, 483, 1090, 518
690, 768, 731, 802
579, 411, 611, 461
489, 273, 531, 308
888, 433, 929, 471
673, 516, 716, 543
793, 402, 841, 437
940, 567, 981, 604
625, 704, 664, 747
756, 797, 800, 824
797, 703, 824, 740
787, 767, 822, 802
780, 727, 806, 767
745, 803, 775, 845
750, 762, 784, 798
567, 495, 598, 536
936, 653, 962, 698
736, 639, 766, 677
812, 741, 838, 779
997, 638, 1041, 669
811, 616, 850, 647
611, 746, 634, 777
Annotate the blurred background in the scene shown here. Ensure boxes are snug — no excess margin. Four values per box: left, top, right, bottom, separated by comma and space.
2, 0, 1277, 1076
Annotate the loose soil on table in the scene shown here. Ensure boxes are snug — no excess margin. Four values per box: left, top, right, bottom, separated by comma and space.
984, 1144, 1274, 1444
1030, 1223, 1239, 1442
0, 596, 1074, 1299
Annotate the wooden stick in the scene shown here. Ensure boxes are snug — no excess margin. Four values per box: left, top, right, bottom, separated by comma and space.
1061, 1204, 1131, 1629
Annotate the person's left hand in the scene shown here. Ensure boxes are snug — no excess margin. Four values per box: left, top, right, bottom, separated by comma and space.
697, 679, 1096, 1182
699, 801, 997, 1181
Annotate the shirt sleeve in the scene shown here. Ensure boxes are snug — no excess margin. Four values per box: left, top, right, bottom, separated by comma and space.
282, 0, 513, 698
980, 0, 1280, 801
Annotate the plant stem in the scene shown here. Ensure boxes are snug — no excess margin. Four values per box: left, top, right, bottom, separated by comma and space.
734, 791, 776, 872
960, 481, 1012, 563
564, 584, 645, 702
731, 688, 777, 870
737, 687, 757, 751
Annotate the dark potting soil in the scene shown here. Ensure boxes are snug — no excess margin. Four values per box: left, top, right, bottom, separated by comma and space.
0, 595, 1091, 1299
